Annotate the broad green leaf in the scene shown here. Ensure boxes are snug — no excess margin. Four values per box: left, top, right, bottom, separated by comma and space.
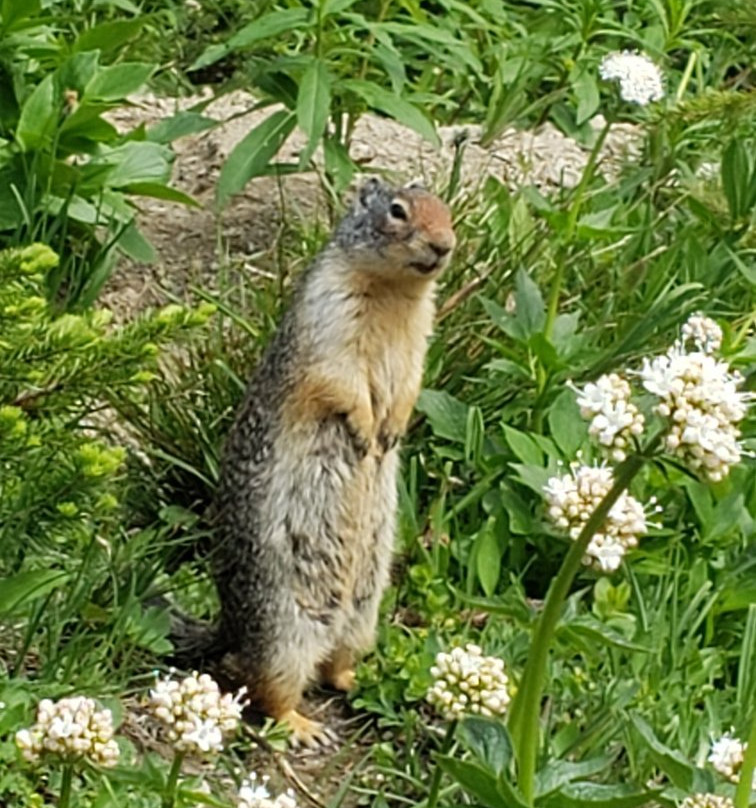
629, 715, 697, 791
0, 569, 69, 614
216, 109, 296, 207
100, 141, 172, 186
459, 716, 514, 776
116, 221, 156, 264
510, 462, 553, 495
0, 164, 27, 228
502, 425, 543, 465
541, 781, 658, 808
499, 485, 532, 535
147, 111, 218, 144
16, 74, 57, 151
480, 295, 523, 341
513, 267, 545, 337
190, 8, 310, 69
436, 758, 510, 808
572, 68, 600, 126
416, 389, 470, 443
57, 51, 100, 95
474, 518, 502, 597
558, 617, 649, 653
1, 0, 41, 30
341, 79, 440, 147
74, 17, 146, 53
548, 388, 585, 457
297, 59, 331, 167
84, 62, 153, 102
536, 756, 615, 797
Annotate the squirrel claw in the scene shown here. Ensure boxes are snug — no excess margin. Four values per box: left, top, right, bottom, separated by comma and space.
282, 710, 337, 749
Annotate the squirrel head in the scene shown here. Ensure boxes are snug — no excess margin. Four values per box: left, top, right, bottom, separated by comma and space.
333, 178, 456, 280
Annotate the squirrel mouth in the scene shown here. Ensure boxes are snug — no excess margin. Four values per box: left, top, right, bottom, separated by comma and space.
410, 259, 440, 274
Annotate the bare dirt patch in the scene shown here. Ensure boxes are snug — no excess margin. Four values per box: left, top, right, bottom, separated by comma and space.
102, 90, 639, 315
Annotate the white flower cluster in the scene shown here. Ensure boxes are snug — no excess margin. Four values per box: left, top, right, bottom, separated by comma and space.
146, 671, 247, 755
599, 50, 664, 105
680, 795, 734, 808
426, 644, 510, 720
682, 313, 723, 354
15, 696, 119, 767
708, 732, 756, 788
237, 772, 297, 808
544, 464, 647, 573
574, 373, 645, 461
639, 343, 747, 482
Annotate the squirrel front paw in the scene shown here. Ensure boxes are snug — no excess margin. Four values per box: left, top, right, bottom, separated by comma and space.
339, 405, 375, 458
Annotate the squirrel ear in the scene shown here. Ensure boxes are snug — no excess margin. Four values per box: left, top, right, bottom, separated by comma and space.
405, 178, 427, 191
358, 177, 387, 209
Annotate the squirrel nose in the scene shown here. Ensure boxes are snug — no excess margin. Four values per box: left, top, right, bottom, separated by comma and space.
431, 243, 452, 258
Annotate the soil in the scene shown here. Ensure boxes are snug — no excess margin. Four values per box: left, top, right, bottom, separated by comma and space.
101, 89, 640, 315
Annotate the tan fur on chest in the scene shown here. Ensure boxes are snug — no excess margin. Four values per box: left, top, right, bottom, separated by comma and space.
282, 256, 436, 452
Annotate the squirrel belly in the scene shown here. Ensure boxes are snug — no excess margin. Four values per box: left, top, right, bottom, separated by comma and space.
207, 179, 455, 744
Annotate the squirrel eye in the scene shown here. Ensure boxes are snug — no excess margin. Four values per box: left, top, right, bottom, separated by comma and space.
389, 201, 409, 221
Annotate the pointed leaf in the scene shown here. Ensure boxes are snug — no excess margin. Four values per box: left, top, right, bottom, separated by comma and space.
416, 389, 470, 443
216, 109, 296, 207
84, 63, 153, 101
16, 74, 57, 151
542, 781, 658, 808
436, 758, 509, 808
341, 79, 439, 147
513, 268, 545, 337
459, 716, 514, 776
0, 569, 69, 614
297, 59, 331, 166
629, 715, 697, 790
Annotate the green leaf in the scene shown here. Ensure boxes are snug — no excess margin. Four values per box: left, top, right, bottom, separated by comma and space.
474, 518, 502, 597
1, 0, 41, 30
147, 111, 218, 143
536, 756, 615, 797
74, 17, 146, 53
116, 221, 156, 264
629, 715, 697, 790
499, 485, 532, 535
123, 182, 200, 207
513, 267, 545, 337
16, 74, 57, 151
558, 617, 649, 653
100, 141, 172, 186
459, 716, 514, 776
297, 59, 331, 167
548, 389, 585, 456
416, 389, 470, 443
0, 569, 69, 614
541, 781, 658, 808
573, 68, 600, 126
216, 109, 296, 207
84, 62, 154, 101
502, 425, 543, 465
323, 135, 355, 194
721, 139, 756, 221
341, 79, 440, 147
190, 8, 310, 70
436, 758, 510, 808
510, 463, 553, 495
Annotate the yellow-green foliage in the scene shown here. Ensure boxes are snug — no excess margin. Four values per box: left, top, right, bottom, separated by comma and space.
0, 244, 214, 670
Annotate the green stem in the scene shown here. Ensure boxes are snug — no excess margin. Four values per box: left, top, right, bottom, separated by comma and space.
59, 763, 73, 808
507, 449, 649, 806
734, 714, 756, 808
539, 119, 612, 401
427, 720, 458, 808
162, 752, 185, 808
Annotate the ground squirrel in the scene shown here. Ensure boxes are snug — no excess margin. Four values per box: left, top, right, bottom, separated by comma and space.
212, 178, 455, 745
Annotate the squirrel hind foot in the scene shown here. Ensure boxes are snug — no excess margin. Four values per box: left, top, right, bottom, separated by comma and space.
281, 709, 337, 749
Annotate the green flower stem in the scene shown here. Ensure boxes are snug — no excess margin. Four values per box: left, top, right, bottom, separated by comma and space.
543, 118, 612, 345
162, 751, 185, 808
59, 763, 73, 808
427, 719, 458, 808
734, 713, 756, 808
508, 450, 647, 806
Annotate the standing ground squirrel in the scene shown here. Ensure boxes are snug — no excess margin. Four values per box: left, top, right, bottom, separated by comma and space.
213, 178, 455, 745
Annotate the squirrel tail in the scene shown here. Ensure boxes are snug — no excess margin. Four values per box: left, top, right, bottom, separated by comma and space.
151, 597, 229, 667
